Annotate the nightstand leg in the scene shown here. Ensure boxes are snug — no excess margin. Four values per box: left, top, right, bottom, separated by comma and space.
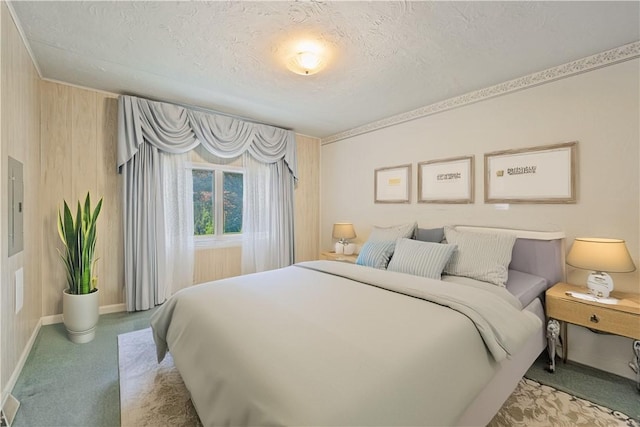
561, 321, 568, 363
633, 340, 640, 392
546, 319, 560, 373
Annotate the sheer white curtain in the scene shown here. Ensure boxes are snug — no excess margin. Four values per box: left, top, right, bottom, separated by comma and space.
160, 152, 194, 297
242, 153, 272, 273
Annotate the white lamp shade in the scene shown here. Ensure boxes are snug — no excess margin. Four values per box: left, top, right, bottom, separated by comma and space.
566, 237, 636, 273
332, 223, 356, 240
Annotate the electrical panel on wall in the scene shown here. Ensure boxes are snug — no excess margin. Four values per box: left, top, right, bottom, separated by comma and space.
8, 156, 24, 256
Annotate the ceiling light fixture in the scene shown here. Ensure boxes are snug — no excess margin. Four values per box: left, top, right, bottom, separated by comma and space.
288, 50, 324, 75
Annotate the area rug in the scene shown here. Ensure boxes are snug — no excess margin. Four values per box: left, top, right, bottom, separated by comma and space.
119, 328, 639, 427
118, 328, 202, 427
487, 377, 639, 427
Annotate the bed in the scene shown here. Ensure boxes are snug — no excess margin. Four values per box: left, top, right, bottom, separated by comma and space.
151, 225, 565, 426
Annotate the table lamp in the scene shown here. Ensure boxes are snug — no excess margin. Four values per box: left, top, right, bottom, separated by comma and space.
566, 237, 636, 298
332, 223, 356, 255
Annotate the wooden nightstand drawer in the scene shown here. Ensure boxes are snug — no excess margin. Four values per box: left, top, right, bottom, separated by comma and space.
547, 297, 640, 339
545, 282, 640, 377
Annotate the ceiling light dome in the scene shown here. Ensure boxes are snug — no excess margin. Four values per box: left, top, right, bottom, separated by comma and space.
288, 50, 324, 75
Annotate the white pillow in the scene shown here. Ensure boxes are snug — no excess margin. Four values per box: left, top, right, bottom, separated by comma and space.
367, 222, 417, 241
443, 226, 516, 286
387, 238, 457, 280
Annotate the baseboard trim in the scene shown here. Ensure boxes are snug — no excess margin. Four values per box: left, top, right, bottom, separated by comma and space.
41, 303, 127, 326
40, 313, 62, 326
1, 318, 41, 410
100, 303, 126, 315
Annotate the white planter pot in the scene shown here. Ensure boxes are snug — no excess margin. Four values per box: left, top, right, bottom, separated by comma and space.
63, 288, 100, 344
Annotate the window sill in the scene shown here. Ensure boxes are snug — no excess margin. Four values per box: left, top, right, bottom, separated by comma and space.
194, 235, 242, 250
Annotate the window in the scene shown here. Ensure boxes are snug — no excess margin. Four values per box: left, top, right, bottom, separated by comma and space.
192, 164, 243, 247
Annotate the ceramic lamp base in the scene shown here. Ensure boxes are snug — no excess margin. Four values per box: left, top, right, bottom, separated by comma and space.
344, 243, 356, 255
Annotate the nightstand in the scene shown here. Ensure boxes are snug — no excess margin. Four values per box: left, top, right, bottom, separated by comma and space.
320, 251, 358, 264
545, 282, 640, 390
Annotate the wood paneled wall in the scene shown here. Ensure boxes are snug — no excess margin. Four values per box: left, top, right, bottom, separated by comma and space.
193, 246, 242, 284
294, 134, 320, 262
1, 3, 41, 399
40, 82, 122, 315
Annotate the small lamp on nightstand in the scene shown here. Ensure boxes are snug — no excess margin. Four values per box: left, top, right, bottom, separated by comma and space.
566, 237, 636, 298
332, 223, 356, 255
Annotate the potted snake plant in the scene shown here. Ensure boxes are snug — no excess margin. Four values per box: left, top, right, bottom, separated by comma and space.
58, 192, 103, 343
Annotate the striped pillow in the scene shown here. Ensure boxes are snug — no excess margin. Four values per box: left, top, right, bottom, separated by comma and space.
443, 226, 516, 286
356, 240, 396, 269
387, 238, 457, 279
368, 222, 417, 241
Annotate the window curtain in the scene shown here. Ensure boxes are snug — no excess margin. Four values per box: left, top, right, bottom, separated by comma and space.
242, 154, 295, 274
118, 95, 298, 311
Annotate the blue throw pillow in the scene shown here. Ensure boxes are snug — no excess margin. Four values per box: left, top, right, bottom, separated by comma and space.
356, 240, 396, 269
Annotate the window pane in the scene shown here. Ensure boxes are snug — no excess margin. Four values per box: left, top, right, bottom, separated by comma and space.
223, 172, 243, 234
193, 170, 214, 235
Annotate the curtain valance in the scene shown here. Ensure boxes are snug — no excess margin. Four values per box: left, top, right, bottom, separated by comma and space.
117, 95, 297, 179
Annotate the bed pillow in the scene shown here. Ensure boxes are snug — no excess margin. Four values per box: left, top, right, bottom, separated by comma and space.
367, 222, 417, 241
356, 240, 396, 269
387, 238, 457, 280
415, 227, 445, 243
443, 226, 516, 286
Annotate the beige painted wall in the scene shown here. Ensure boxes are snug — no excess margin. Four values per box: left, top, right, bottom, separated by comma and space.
321, 59, 640, 378
1, 3, 41, 400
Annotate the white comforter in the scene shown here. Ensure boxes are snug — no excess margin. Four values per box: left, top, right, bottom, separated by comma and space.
151, 261, 541, 426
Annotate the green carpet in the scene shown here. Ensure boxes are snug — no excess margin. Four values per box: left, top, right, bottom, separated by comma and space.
10, 309, 639, 426
525, 352, 640, 421
11, 310, 154, 427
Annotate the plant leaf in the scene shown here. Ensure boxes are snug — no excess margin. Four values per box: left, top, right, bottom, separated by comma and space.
57, 193, 102, 295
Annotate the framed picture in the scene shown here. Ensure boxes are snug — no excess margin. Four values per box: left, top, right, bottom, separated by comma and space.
418, 156, 474, 203
484, 141, 577, 204
374, 164, 411, 203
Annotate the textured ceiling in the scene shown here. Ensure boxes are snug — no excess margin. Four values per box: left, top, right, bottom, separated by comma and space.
9, 1, 640, 139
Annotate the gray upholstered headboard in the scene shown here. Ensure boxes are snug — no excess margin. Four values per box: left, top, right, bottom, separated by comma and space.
510, 237, 565, 289
416, 226, 566, 289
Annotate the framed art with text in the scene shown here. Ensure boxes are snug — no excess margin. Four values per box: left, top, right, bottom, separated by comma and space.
418, 156, 474, 203
374, 164, 411, 203
484, 141, 577, 204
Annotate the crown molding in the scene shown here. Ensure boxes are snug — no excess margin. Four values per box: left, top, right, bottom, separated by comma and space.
321, 41, 640, 145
